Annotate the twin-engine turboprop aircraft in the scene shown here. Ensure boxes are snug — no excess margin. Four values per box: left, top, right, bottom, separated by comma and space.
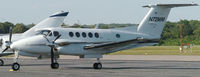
1, 3, 198, 71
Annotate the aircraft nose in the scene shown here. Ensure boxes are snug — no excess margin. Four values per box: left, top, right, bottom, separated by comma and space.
10, 35, 47, 52
10, 43, 16, 50
10, 37, 30, 51
10, 40, 23, 51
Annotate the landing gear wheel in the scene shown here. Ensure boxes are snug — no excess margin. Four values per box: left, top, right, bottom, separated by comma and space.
51, 63, 59, 69
93, 63, 102, 69
12, 63, 20, 71
0, 59, 4, 66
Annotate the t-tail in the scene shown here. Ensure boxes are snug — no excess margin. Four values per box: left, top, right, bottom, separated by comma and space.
23, 11, 69, 36
137, 3, 198, 38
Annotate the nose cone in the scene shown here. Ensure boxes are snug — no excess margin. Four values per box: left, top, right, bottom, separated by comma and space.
10, 35, 49, 53
10, 39, 24, 51
10, 35, 42, 51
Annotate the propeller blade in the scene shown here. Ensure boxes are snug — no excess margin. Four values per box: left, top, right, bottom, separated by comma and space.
0, 39, 2, 46
2, 47, 9, 53
9, 26, 12, 42
53, 35, 61, 43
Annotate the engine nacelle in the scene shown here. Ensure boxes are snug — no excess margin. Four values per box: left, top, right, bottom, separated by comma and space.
19, 51, 39, 57
37, 54, 59, 60
19, 51, 60, 60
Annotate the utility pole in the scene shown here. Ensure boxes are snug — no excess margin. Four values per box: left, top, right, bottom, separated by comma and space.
179, 24, 183, 53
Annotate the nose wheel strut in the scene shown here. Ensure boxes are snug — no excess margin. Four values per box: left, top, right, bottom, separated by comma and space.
12, 51, 20, 71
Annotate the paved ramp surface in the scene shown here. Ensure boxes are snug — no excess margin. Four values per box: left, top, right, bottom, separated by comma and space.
0, 58, 200, 77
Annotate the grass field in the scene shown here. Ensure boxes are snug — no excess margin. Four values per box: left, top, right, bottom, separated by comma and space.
109, 46, 200, 55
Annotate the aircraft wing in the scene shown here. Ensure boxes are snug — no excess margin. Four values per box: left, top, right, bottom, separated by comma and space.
0, 48, 13, 57
0, 53, 13, 57
83, 39, 159, 50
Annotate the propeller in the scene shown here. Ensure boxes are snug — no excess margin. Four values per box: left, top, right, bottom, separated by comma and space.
43, 35, 61, 64
2, 26, 13, 53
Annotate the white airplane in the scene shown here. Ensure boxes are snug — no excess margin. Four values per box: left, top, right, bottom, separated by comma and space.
2, 3, 198, 71
0, 11, 69, 65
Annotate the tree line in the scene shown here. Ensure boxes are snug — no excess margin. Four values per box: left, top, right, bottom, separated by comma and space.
0, 22, 35, 34
0, 20, 200, 46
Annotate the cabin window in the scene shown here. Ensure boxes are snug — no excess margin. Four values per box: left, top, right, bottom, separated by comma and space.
53, 31, 59, 36
75, 32, 80, 37
116, 34, 120, 38
94, 32, 99, 38
88, 32, 93, 38
69, 32, 74, 37
82, 32, 86, 38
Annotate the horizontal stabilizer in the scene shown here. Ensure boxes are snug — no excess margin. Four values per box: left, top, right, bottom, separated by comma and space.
143, 3, 198, 8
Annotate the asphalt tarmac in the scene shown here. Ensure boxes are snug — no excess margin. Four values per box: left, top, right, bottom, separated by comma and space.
0, 57, 200, 77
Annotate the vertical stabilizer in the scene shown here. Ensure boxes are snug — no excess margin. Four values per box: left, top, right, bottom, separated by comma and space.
137, 3, 198, 38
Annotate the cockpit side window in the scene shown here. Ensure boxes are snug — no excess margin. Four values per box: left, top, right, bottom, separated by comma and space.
53, 31, 59, 36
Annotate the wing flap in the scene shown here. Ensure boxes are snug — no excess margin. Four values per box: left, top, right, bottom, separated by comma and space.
0, 52, 13, 57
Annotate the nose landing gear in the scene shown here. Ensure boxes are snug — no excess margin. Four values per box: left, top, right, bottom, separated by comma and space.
11, 51, 20, 71
12, 62, 20, 71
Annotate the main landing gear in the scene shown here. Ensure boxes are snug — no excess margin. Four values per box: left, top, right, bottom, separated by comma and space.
50, 45, 59, 69
93, 58, 102, 69
51, 58, 59, 69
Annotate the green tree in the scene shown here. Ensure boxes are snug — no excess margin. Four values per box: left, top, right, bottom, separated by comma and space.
26, 23, 35, 29
0, 22, 14, 34
13, 23, 28, 33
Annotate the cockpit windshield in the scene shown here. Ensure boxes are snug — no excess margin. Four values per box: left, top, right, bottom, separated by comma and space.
39, 30, 51, 36
35, 30, 59, 37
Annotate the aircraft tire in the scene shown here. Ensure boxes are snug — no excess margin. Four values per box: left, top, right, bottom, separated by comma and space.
51, 63, 59, 69
0, 59, 4, 66
93, 63, 102, 69
12, 63, 20, 71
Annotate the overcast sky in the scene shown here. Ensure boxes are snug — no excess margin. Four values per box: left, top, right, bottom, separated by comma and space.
0, 0, 199, 25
